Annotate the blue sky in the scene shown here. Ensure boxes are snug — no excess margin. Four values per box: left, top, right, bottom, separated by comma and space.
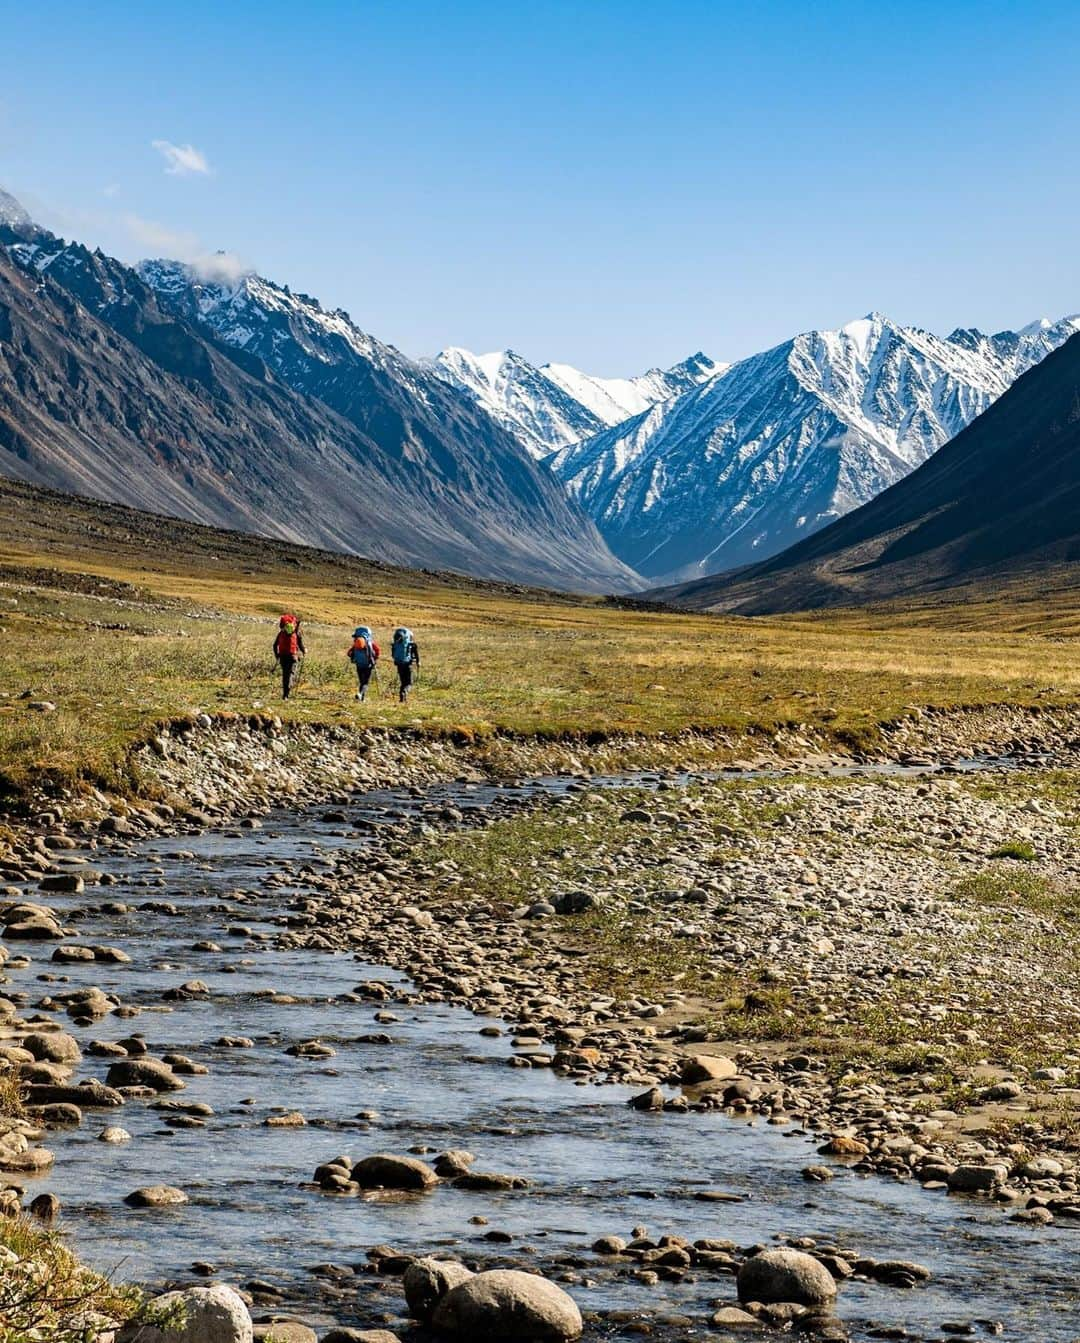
3, 0, 1079, 373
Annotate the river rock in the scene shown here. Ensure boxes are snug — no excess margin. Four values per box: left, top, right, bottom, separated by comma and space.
3, 915, 62, 940
30, 1102, 82, 1126
947, 1164, 1007, 1193
252, 1324, 317, 1343
404, 1257, 474, 1321
710, 1306, 761, 1327
100, 1126, 132, 1143
1017, 1156, 1065, 1179
322, 1332, 402, 1343
351, 1154, 437, 1190
124, 1184, 189, 1208
452, 1171, 528, 1191
117, 1284, 252, 1343
680, 1054, 737, 1085
22, 1031, 81, 1065
106, 1058, 185, 1092
628, 1086, 665, 1111
0, 1146, 54, 1173
433, 1149, 475, 1178
737, 1248, 838, 1307
40, 873, 84, 893
52, 945, 96, 963
432, 1269, 583, 1341
29, 1192, 60, 1221
24, 1081, 123, 1108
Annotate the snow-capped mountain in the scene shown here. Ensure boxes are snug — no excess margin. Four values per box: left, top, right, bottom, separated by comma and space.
431, 345, 721, 459
654, 328, 1080, 614
0, 191, 637, 590
552, 312, 1080, 583
0, 188, 33, 231
134, 258, 640, 590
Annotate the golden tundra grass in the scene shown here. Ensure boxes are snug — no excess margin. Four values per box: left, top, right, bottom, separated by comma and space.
0, 1214, 145, 1343
0, 516, 1078, 798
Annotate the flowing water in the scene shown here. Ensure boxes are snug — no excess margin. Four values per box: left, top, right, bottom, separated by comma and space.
7, 759, 1078, 1339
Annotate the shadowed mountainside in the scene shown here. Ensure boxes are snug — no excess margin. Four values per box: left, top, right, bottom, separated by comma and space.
0, 199, 638, 593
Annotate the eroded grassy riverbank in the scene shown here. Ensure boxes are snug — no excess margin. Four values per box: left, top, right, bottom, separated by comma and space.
1, 478, 1079, 809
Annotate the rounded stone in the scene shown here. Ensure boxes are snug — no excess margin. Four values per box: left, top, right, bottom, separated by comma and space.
117, 1284, 252, 1343
350, 1154, 437, 1190
432, 1269, 583, 1341
737, 1248, 838, 1307
124, 1184, 188, 1208
404, 1257, 474, 1321
21, 1031, 82, 1065
106, 1058, 185, 1092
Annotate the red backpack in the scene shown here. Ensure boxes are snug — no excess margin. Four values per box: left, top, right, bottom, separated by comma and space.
276, 614, 300, 657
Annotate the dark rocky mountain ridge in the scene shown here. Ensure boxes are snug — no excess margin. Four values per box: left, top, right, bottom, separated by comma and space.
0, 200, 637, 592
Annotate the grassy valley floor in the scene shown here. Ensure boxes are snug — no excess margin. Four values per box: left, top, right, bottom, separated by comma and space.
0, 479, 1079, 805
2, 481, 1080, 1339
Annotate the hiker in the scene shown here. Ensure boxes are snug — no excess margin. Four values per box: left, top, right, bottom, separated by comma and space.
391, 626, 420, 702
273, 613, 305, 699
347, 624, 380, 701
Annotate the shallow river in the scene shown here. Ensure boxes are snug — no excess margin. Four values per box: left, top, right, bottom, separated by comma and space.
9, 763, 1079, 1339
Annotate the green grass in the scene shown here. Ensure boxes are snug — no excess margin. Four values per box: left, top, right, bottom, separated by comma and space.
0, 1216, 151, 1343
0, 485, 1078, 805
990, 840, 1038, 861
954, 866, 1080, 916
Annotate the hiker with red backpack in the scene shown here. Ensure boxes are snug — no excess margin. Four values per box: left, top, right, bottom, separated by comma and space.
347, 625, 380, 701
391, 626, 420, 702
273, 613, 305, 699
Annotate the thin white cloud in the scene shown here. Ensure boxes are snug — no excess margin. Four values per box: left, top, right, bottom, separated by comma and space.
189, 250, 250, 284
122, 212, 252, 283
123, 212, 198, 255
151, 140, 211, 177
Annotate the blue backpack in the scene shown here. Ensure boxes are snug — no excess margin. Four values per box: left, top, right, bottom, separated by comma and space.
350, 626, 376, 669
392, 627, 414, 666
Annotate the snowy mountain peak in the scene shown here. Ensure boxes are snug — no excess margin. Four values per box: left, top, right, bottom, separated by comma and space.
432, 345, 722, 459
553, 311, 1080, 585
0, 188, 33, 231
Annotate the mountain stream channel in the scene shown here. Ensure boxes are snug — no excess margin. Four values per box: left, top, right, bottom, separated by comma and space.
6, 760, 1078, 1342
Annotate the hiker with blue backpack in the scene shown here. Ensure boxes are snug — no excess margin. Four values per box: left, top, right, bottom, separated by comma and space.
347, 625, 380, 701
391, 626, 420, 702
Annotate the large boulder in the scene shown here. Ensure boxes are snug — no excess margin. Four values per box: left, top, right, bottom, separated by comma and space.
118, 1283, 252, 1343
680, 1054, 737, 1085
107, 1058, 185, 1092
947, 1163, 1007, 1192
3, 915, 63, 940
21, 1031, 82, 1065
23, 1081, 123, 1108
404, 1258, 474, 1321
737, 1248, 837, 1307
351, 1154, 437, 1190
432, 1269, 582, 1341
